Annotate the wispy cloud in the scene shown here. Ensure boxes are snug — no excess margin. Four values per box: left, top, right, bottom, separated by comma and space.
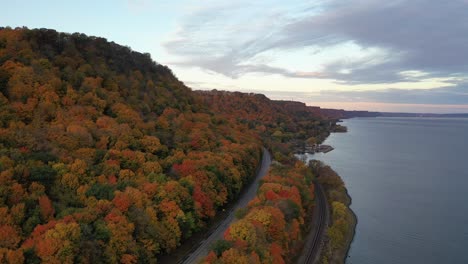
164, 0, 293, 77
164, 0, 468, 85
256, 83, 468, 106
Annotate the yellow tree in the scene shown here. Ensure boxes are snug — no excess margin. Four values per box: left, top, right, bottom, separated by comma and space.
35, 222, 81, 264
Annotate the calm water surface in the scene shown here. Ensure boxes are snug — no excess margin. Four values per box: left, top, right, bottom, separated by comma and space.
305, 117, 468, 264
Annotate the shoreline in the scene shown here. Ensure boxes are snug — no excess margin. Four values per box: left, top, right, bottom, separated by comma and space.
320, 168, 357, 264
306, 156, 357, 264
297, 121, 357, 264
341, 183, 357, 263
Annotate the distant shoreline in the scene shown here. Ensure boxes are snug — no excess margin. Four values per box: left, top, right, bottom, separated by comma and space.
377, 112, 468, 118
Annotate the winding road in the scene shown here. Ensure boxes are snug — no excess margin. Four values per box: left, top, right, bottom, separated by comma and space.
298, 182, 329, 264
181, 148, 272, 264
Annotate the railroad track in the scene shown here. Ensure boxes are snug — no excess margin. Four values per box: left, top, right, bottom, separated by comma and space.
300, 182, 328, 264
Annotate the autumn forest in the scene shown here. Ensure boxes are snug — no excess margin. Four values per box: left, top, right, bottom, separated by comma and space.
0, 27, 341, 263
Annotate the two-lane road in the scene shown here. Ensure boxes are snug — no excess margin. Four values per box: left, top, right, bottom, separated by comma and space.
182, 148, 271, 263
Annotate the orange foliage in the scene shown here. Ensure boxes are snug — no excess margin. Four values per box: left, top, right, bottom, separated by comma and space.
265, 189, 279, 201
270, 243, 285, 264
173, 160, 197, 177
6, 249, 25, 264
38, 195, 54, 221
193, 185, 215, 218
0, 225, 21, 249
204, 251, 217, 263
121, 254, 138, 264
113, 192, 132, 212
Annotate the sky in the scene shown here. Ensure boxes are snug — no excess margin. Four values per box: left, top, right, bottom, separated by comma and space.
2, 0, 468, 113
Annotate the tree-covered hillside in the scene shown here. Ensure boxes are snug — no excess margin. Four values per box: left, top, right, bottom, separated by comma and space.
196, 90, 335, 160
0, 27, 332, 264
0, 27, 263, 263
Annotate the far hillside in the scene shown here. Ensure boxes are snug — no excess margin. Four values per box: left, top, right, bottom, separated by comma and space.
196, 90, 351, 158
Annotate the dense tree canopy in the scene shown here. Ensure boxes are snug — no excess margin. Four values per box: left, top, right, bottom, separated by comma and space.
196, 90, 335, 161
203, 161, 315, 264
0, 27, 333, 263
0, 27, 264, 263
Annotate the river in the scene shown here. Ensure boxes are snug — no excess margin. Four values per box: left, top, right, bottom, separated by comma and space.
303, 117, 468, 264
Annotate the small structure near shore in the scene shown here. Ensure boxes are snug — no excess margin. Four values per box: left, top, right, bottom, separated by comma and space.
293, 137, 334, 154
305, 144, 334, 153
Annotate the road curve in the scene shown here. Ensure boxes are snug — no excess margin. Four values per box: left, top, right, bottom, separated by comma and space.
181, 148, 272, 264
298, 183, 329, 264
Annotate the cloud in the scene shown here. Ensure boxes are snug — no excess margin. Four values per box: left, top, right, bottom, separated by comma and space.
258, 83, 468, 106
281, 0, 468, 83
164, 0, 311, 78
164, 0, 468, 85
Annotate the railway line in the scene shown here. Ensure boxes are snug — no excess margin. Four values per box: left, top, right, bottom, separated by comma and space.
299, 183, 329, 264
